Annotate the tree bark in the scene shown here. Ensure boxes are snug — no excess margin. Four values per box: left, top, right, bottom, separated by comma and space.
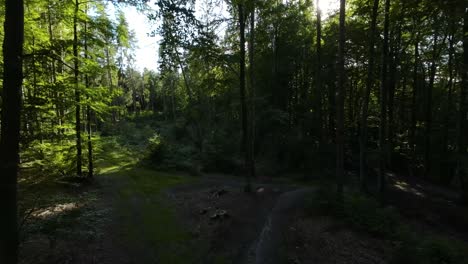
458, 6, 468, 204
84, 9, 93, 179
239, 2, 250, 192
359, 0, 379, 192
410, 39, 419, 177
378, 0, 391, 201
0, 0, 24, 262
443, 20, 455, 170
73, 0, 82, 177
336, 0, 346, 200
424, 32, 438, 178
387, 23, 402, 168
248, 0, 256, 179
316, 0, 323, 145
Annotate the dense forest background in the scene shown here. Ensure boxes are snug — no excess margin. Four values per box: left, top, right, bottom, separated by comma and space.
0, 0, 467, 263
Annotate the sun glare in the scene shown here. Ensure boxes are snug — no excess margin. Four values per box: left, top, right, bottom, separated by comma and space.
318, 0, 340, 18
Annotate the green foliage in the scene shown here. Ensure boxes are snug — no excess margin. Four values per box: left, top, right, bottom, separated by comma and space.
22, 140, 76, 176
145, 130, 200, 173
147, 133, 167, 162
342, 195, 401, 237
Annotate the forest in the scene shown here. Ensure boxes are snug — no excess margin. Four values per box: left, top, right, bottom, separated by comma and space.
0, 0, 467, 263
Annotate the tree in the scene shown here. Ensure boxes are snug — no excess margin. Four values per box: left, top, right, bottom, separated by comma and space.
424, 15, 447, 179
458, 4, 468, 204
238, 1, 250, 192
316, 0, 323, 145
0, 0, 24, 262
359, 0, 379, 192
73, 0, 82, 177
248, 0, 256, 180
84, 5, 93, 178
336, 0, 346, 199
410, 28, 419, 177
378, 0, 391, 200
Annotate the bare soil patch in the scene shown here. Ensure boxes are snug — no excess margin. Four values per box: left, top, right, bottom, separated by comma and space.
169, 184, 284, 263
285, 214, 395, 264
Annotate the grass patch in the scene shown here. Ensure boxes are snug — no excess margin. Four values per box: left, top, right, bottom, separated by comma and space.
94, 136, 142, 174
102, 167, 202, 264
98, 131, 202, 264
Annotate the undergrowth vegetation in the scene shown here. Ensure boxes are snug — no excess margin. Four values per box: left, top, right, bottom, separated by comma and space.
18, 114, 198, 263
308, 187, 468, 264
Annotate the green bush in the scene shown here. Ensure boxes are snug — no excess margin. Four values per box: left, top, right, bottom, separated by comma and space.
145, 132, 200, 174
147, 133, 167, 162
343, 194, 400, 237
22, 140, 76, 176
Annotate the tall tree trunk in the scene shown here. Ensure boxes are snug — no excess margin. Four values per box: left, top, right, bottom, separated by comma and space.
84, 10, 93, 179
31, 36, 40, 142
316, 0, 323, 145
248, 0, 256, 179
73, 0, 82, 177
387, 24, 402, 168
171, 77, 176, 120
47, 2, 63, 139
239, 2, 250, 192
105, 46, 116, 122
175, 48, 194, 102
163, 83, 168, 120
440, 19, 456, 184
443, 20, 455, 172
359, 0, 379, 192
150, 79, 156, 113
458, 6, 468, 204
0, 0, 24, 262
378, 0, 391, 201
410, 39, 419, 177
424, 32, 438, 178
336, 0, 346, 200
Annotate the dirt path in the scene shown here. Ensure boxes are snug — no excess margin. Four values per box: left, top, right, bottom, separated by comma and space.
167, 174, 316, 264
247, 187, 315, 264
97, 170, 315, 264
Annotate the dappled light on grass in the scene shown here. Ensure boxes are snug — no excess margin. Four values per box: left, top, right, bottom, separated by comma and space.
88, 131, 198, 262
393, 180, 426, 197
94, 136, 142, 175
32, 202, 81, 219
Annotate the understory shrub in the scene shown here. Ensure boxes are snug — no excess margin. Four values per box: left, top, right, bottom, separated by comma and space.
147, 133, 168, 162
22, 140, 76, 176
307, 188, 401, 238
342, 194, 401, 237
145, 132, 200, 173
309, 187, 468, 264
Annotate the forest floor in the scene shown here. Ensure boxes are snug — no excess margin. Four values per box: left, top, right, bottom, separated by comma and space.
18, 136, 468, 264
